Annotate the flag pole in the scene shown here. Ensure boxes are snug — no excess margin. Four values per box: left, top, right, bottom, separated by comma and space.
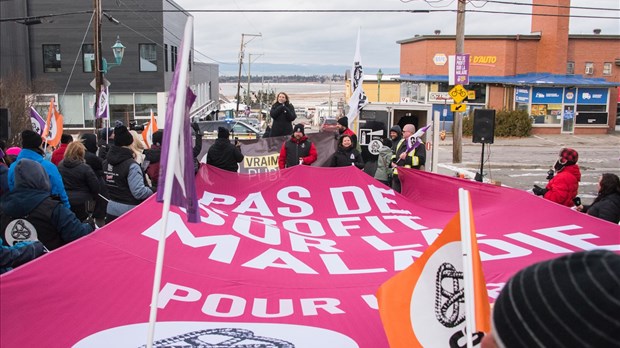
458, 188, 476, 348
145, 17, 193, 348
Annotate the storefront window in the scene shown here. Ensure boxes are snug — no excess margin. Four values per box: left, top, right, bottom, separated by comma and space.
134, 93, 157, 119
530, 87, 563, 125
575, 88, 608, 125
58, 94, 84, 127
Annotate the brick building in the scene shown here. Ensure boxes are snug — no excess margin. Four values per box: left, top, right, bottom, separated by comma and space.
397, 0, 619, 134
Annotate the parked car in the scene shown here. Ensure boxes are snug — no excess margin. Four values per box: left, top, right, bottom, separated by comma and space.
236, 117, 260, 129
320, 118, 339, 132
196, 119, 262, 139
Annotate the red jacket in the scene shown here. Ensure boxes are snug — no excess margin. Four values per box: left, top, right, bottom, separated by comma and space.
51, 143, 69, 166
544, 164, 581, 207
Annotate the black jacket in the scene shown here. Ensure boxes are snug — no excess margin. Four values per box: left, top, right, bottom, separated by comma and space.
330, 145, 364, 168
206, 138, 244, 172
269, 102, 296, 137
57, 159, 100, 206
585, 192, 620, 224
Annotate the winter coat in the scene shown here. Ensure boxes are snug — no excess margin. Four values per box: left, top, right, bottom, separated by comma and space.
103, 146, 153, 217
544, 164, 581, 207
374, 145, 393, 182
57, 158, 100, 209
51, 143, 69, 165
269, 102, 297, 137
207, 138, 244, 172
392, 138, 426, 175
278, 136, 317, 169
330, 145, 364, 168
0, 187, 93, 251
8, 148, 71, 208
584, 192, 620, 224
81, 133, 107, 219
1, 241, 47, 274
0, 164, 8, 197
143, 145, 162, 187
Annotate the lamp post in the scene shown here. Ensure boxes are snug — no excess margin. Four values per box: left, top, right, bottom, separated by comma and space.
376, 68, 383, 102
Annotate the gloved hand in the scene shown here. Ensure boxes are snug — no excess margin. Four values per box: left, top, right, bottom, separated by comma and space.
532, 185, 547, 196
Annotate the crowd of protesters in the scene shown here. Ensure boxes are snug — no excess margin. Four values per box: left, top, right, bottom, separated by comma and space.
1, 92, 618, 274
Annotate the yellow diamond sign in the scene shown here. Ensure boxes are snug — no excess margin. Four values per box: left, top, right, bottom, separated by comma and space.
449, 85, 468, 104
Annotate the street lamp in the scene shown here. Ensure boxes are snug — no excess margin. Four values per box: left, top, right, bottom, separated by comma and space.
376, 68, 384, 102
102, 36, 125, 73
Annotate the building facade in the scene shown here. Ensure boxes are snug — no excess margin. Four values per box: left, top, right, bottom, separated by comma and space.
397, 0, 619, 134
0, 0, 218, 131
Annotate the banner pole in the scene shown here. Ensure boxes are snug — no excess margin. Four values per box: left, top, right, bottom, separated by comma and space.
458, 188, 476, 348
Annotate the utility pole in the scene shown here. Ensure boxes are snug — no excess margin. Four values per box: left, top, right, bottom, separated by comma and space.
235, 33, 261, 117
453, 0, 466, 163
93, 0, 103, 131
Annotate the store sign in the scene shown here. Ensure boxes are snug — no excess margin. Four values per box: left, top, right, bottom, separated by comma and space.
564, 88, 576, 103
531, 87, 563, 104
515, 88, 530, 103
433, 53, 447, 66
428, 91, 452, 103
577, 88, 608, 104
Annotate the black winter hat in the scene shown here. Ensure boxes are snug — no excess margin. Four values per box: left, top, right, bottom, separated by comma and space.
217, 127, 230, 139
152, 130, 164, 146
492, 250, 620, 348
21, 130, 42, 149
114, 125, 133, 146
293, 123, 305, 135
337, 117, 348, 128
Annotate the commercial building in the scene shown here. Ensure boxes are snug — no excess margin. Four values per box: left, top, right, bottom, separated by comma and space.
396, 0, 619, 134
0, 0, 218, 132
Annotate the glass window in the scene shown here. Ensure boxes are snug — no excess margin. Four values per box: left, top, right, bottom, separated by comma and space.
82, 44, 95, 73
139, 44, 157, 72
531, 104, 562, 125
59, 94, 84, 127
171, 46, 177, 71
566, 61, 575, 75
585, 62, 594, 75
135, 93, 157, 119
83, 93, 96, 128
164, 44, 168, 72
43, 44, 61, 72
603, 62, 612, 76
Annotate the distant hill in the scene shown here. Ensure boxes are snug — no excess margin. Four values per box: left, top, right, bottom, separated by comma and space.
217, 62, 397, 76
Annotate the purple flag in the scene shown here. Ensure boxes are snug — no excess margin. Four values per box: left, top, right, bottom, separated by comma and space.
156, 44, 199, 223
406, 123, 433, 153
30, 107, 46, 135
96, 85, 109, 119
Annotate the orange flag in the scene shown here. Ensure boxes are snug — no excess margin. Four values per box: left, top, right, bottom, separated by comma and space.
41, 98, 63, 147
142, 110, 158, 148
376, 202, 490, 347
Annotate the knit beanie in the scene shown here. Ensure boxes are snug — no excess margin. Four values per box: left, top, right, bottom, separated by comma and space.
217, 127, 230, 139
337, 117, 349, 128
152, 130, 164, 146
114, 125, 133, 147
492, 250, 620, 348
21, 130, 42, 149
6, 147, 22, 156
14, 158, 50, 191
293, 124, 305, 135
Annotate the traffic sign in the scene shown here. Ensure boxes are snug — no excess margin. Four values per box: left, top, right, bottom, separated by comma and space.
467, 90, 476, 99
451, 103, 467, 112
449, 85, 467, 103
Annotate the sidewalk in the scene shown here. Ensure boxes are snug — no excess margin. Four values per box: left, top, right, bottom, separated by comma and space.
437, 132, 620, 148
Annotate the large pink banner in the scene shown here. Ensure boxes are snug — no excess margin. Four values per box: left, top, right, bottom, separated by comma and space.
1, 166, 618, 347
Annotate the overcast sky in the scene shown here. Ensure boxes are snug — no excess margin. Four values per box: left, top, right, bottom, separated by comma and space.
174, 0, 620, 72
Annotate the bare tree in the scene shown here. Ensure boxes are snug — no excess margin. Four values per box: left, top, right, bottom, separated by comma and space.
0, 71, 55, 146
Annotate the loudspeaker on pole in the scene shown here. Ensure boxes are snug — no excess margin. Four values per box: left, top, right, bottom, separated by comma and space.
472, 109, 495, 144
